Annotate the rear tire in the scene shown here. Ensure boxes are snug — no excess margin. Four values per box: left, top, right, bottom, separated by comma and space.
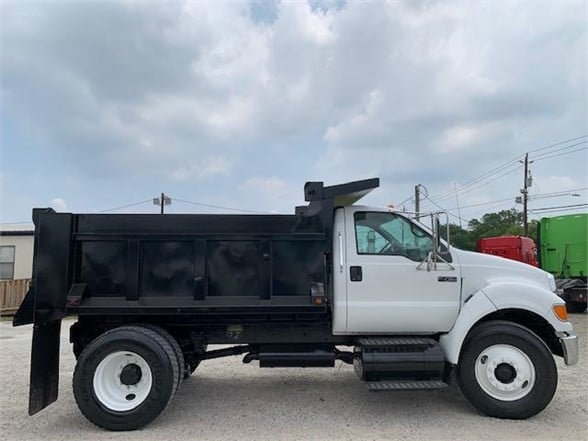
138, 324, 185, 389
457, 320, 557, 419
73, 325, 179, 431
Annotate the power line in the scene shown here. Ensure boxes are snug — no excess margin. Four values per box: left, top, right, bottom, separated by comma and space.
533, 146, 588, 163
425, 134, 588, 203
527, 134, 588, 153
97, 199, 153, 213
422, 193, 472, 224
531, 207, 588, 214
424, 164, 522, 206
426, 159, 521, 203
424, 140, 587, 208
530, 140, 588, 160
171, 197, 267, 214
442, 196, 514, 211
530, 186, 588, 196
397, 195, 413, 207
465, 202, 519, 222
531, 193, 583, 201
530, 203, 588, 213
434, 187, 586, 213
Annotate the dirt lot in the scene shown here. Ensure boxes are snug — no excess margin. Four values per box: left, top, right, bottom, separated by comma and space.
0, 314, 586, 441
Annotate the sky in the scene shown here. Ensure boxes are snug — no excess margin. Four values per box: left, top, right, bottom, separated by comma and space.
1, 0, 587, 226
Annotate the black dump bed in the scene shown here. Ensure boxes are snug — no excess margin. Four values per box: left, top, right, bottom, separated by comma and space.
60, 212, 327, 315
15, 178, 379, 326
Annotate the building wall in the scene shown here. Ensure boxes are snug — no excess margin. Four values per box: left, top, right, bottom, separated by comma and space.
0, 235, 34, 279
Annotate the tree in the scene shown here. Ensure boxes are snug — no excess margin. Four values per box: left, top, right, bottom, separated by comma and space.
439, 209, 537, 251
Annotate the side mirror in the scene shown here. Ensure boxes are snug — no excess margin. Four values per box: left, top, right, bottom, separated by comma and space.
417, 214, 454, 271
435, 217, 442, 252
432, 213, 450, 254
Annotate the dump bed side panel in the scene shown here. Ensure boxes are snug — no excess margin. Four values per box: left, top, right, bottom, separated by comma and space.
69, 213, 328, 316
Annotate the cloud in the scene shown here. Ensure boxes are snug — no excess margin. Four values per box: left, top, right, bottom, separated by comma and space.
1, 0, 586, 222
241, 176, 299, 212
170, 156, 234, 181
49, 198, 68, 212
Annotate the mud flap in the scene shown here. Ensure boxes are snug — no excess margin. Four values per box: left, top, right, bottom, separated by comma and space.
12, 287, 34, 326
29, 320, 62, 415
13, 209, 73, 415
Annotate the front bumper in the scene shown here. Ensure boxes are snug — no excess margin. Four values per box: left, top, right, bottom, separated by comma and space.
556, 332, 578, 366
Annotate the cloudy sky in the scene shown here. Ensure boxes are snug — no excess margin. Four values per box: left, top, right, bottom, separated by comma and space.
1, 0, 586, 225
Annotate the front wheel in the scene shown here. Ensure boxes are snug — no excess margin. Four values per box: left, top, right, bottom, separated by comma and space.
457, 320, 557, 419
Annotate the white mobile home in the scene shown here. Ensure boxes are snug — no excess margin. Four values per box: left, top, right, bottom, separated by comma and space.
0, 224, 34, 280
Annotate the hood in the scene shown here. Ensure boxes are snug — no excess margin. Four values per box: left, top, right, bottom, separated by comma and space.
451, 247, 556, 300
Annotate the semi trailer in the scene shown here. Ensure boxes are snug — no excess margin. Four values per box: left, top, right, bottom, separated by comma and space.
538, 214, 587, 313
13, 178, 578, 431
477, 236, 539, 267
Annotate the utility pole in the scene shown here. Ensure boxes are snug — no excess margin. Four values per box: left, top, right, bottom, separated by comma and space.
414, 185, 420, 219
520, 153, 533, 237
153, 193, 171, 214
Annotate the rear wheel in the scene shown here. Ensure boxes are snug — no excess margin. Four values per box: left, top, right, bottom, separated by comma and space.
73, 325, 179, 431
138, 324, 185, 389
457, 320, 557, 419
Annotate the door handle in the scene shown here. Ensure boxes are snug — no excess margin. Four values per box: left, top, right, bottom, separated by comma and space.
338, 232, 344, 273
350, 266, 362, 282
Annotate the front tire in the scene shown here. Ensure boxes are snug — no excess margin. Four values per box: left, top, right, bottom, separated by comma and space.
73, 325, 179, 431
457, 320, 557, 419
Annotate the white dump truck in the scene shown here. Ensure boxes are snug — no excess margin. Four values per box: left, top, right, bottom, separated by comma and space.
14, 178, 578, 431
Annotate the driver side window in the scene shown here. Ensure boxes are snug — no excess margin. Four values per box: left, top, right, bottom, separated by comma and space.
354, 211, 434, 262
355, 225, 389, 254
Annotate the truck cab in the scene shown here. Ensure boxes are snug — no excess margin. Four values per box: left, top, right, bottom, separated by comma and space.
332, 203, 576, 360
333, 206, 460, 334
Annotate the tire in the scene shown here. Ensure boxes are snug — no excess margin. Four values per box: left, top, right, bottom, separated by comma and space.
73, 325, 179, 431
456, 320, 557, 419
138, 324, 185, 389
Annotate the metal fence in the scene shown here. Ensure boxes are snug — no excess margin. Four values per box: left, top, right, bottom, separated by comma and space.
0, 279, 30, 316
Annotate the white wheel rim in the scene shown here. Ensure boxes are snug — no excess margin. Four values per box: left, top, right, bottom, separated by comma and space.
474, 344, 536, 401
93, 351, 153, 412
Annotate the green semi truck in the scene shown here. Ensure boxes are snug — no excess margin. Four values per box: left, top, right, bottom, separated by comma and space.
538, 213, 587, 313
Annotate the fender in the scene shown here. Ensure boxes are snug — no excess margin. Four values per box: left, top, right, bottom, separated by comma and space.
439, 291, 496, 364
481, 282, 573, 334
439, 281, 573, 364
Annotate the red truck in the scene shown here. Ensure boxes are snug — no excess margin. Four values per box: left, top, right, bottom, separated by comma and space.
477, 236, 539, 267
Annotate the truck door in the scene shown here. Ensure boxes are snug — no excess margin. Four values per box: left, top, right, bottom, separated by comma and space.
344, 208, 461, 333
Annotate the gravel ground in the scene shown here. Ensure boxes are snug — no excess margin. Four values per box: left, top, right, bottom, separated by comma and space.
0, 314, 586, 441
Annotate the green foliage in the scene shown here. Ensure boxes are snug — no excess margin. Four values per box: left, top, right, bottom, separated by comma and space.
440, 209, 538, 251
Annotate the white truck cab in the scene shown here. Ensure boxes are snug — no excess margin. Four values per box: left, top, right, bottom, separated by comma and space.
332, 204, 577, 417
333, 205, 576, 356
